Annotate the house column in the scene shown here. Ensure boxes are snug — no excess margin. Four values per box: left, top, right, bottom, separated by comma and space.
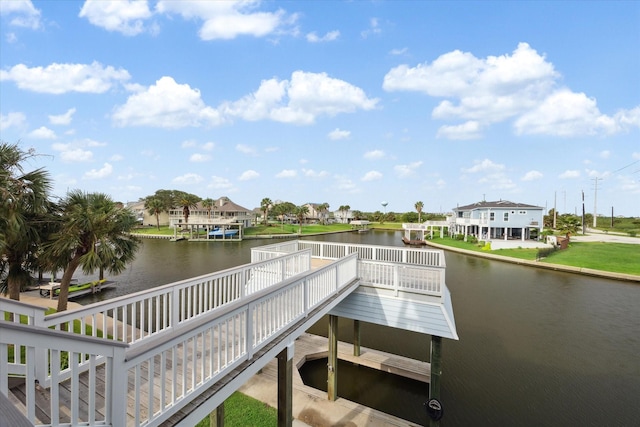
277, 342, 294, 427
353, 320, 361, 356
428, 335, 443, 427
209, 404, 224, 427
328, 315, 338, 401
521, 227, 526, 241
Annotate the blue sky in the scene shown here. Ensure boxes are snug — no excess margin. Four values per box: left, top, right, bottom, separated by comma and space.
1, 1, 639, 216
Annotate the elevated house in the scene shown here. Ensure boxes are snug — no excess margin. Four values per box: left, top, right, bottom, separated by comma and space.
451, 200, 544, 241
168, 196, 253, 228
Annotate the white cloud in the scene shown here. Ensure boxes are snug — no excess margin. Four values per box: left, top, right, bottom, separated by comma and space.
361, 17, 381, 39
362, 170, 383, 181
276, 169, 297, 178
334, 175, 358, 193
239, 170, 260, 181
236, 144, 257, 155
221, 71, 378, 125
79, 0, 153, 36
463, 159, 505, 173
110, 154, 123, 161
600, 150, 610, 159
436, 121, 482, 140
190, 153, 211, 162
302, 169, 329, 178
522, 170, 543, 181
394, 161, 423, 178
328, 128, 350, 140
52, 143, 94, 163
172, 173, 204, 184
28, 126, 56, 139
181, 140, 197, 148
0, 112, 27, 130
559, 170, 581, 179
207, 175, 235, 191
633, 152, 640, 160
49, 108, 76, 125
202, 142, 215, 151
83, 163, 113, 180
364, 150, 385, 160
514, 89, 632, 137
384, 42, 640, 139
0, 0, 41, 30
389, 47, 408, 56
156, 1, 295, 40
112, 76, 223, 128
306, 30, 339, 43
0, 61, 130, 94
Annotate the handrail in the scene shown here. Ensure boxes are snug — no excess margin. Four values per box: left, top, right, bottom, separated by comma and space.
41, 249, 312, 345
119, 253, 358, 426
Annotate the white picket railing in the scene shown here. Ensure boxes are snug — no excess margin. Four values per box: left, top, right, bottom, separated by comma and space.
358, 260, 444, 296
253, 240, 445, 267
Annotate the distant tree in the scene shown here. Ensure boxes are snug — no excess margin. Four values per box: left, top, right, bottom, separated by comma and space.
144, 197, 165, 230
261, 197, 273, 225
42, 191, 140, 312
338, 205, 351, 223
0, 143, 54, 300
352, 210, 363, 220
415, 201, 424, 223
202, 198, 215, 219
557, 214, 581, 235
318, 202, 330, 224
294, 205, 309, 233
176, 192, 201, 224
402, 212, 419, 223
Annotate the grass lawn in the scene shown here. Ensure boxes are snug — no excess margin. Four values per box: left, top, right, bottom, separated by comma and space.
196, 392, 276, 427
429, 238, 640, 275
540, 242, 640, 275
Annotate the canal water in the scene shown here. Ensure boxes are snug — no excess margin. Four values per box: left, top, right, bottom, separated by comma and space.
75, 232, 640, 426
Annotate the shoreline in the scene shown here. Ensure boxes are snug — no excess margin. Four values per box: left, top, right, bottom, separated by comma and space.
423, 240, 640, 283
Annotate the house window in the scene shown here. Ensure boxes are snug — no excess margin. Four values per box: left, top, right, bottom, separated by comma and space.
519, 210, 527, 215
490, 212, 495, 221
504, 212, 509, 221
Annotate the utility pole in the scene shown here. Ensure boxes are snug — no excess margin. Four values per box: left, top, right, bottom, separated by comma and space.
581, 190, 585, 235
553, 191, 557, 229
592, 177, 600, 228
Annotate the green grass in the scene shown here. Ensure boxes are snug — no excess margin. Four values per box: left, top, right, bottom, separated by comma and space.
196, 392, 277, 427
540, 242, 640, 275
132, 225, 176, 235
429, 237, 640, 275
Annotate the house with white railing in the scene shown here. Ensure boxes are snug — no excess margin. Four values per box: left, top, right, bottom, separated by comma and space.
451, 200, 544, 241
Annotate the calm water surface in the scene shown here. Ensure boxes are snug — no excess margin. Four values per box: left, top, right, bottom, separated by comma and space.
75, 232, 640, 426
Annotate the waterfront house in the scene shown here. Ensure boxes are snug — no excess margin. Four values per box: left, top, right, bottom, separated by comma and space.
451, 200, 544, 241
168, 196, 253, 228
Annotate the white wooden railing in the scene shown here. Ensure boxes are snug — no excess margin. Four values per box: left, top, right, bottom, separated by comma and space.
0, 252, 358, 427
253, 240, 445, 267
358, 260, 443, 296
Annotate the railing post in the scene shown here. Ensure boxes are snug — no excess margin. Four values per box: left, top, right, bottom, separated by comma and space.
393, 264, 400, 297
33, 309, 47, 384
247, 304, 254, 359
172, 287, 180, 327
108, 347, 127, 427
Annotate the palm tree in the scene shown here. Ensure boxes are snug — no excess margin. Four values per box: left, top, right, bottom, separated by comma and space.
318, 202, 330, 225
0, 143, 53, 300
261, 197, 272, 225
202, 198, 215, 219
338, 205, 351, 223
294, 205, 309, 234
177, 194, 200, 224
42, 191, 141, 312
144, 197, 165, 230
415, 201, 424, 223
